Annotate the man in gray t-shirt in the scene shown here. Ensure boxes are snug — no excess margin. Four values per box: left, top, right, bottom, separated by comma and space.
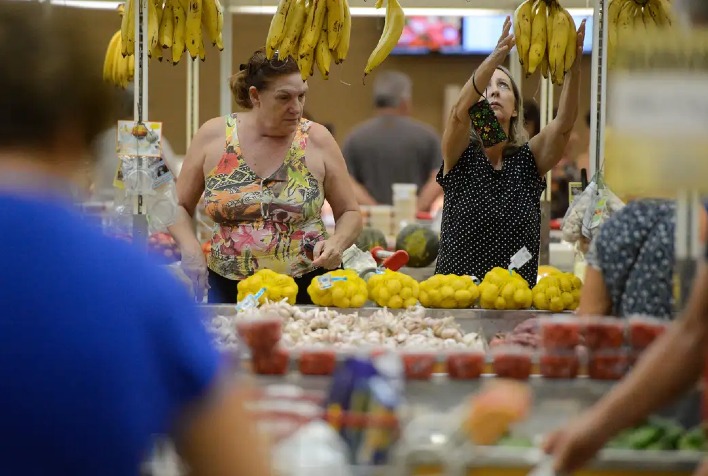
342, 71, 442, 212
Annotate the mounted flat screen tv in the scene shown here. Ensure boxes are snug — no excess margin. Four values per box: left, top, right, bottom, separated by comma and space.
391, 13, 593, 56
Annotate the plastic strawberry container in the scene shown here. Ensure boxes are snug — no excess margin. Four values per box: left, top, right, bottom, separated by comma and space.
628, 315, 669, 350
539, 350, 580, 379
401, 350, 437, 380
491, 345, 533, 380
584, 316, 626, 350
297, 348, 338, 376
587, 350, 630, 381
236, 317, 282, 352
445, 349, 486, 380
539, 315, 582, 350
252, 347, 290, 375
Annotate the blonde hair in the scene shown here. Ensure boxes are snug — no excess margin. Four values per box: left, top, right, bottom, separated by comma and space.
469, 65, 528, 157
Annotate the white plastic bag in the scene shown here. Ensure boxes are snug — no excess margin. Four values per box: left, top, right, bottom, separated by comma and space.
273, 421, 353, 476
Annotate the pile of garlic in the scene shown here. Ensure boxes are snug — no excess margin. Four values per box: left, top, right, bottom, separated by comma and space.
206, 301, 486, 352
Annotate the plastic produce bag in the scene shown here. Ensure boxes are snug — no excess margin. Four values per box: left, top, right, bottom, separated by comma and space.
561, 180, 624, 245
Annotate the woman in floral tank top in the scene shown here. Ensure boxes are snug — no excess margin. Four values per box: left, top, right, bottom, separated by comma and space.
169, 48, 362, 304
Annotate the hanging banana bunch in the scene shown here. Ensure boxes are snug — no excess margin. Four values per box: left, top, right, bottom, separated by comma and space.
607, 0, 673, 66
265, 0, 353, 81
117, 0, 224, 65
513, 0, 581, 85
104, 5, 135, 88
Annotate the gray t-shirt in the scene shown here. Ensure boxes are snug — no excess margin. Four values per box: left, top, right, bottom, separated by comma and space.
342, 115, 442, 205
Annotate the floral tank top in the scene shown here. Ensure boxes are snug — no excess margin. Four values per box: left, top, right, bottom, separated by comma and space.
204, 114, 328, 280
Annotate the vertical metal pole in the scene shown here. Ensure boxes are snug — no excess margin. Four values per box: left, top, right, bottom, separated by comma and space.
219, 0, 233, 117
589, 0, 608, 180
674, 190, 702, 312
186, 59, 200, 150
508, 48, 523, 91
132, 0, 149, 252
539, 77, 553, 266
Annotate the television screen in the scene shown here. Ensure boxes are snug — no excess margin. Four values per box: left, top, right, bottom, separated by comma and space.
392, 13, 593, 56
392, 16, 464, 55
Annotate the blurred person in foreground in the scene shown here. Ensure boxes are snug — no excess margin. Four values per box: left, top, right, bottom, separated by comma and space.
545, 1, 708, 471
0, 4, 270, 476
170, 47, 361, 304
342, 70, 443, 212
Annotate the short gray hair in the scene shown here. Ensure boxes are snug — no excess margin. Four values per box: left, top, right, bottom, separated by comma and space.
373, 71, 412, 108
674, 0, 708, 25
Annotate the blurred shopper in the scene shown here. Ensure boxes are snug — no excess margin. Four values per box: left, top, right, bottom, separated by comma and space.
437, 17, 585, 285
0, 4, 270, 476
342, 70, 443, 212
169, 47, 361, 304
545, 1, 708, 472
523, 99, 541, 139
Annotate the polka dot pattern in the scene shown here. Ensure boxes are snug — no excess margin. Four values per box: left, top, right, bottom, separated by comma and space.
586, 199, 675, 319
435, 143, 546, 285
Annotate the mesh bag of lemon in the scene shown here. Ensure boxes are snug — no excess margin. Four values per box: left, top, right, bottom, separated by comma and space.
367, 268, 420, 309
236, 269, 299, 305
418, 274, 481, 309
478, 267, 534, 310
307, 269, 369, 308
532, 273, 582, 312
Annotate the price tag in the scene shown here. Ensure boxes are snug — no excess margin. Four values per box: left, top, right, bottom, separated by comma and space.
318, 275, 347, 289
508, 247, 532, 274
568, 182, 583, 206
235, 287, 266, 311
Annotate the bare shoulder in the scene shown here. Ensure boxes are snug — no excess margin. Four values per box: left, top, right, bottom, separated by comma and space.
306, 121, 336, 148
197, 116, 227, 142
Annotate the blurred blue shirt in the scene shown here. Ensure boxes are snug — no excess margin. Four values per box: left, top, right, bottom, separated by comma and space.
0, 192, 221, 476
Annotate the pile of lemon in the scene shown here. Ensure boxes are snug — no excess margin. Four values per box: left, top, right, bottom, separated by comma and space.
237, 269, 299, 305
532, 272, 582, 312
478, 267, 533, 310
307, 269, 369, 308
418, 274, 480, 309
367, 269, 420, 309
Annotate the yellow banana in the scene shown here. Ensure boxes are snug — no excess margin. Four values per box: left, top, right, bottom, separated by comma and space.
300, 0, 327, 56
215, 2, 224, 50
103, 31, 122, 81
374, 0, 383, 8
616, 0, 636, 49
527, 0, 546, 75
148, 0, 160, 51
315, 29, 332, 79
199, 36, 206, 61
121, 0, 135, 56
172, 0, 187, 64
326, 0, 345, 49
550, 5, 569, 85
513, 0, 534, 74
607, 0, 627, 62
561, 8, 577, 74
646, 0, 670, 27
278, 0, 307, 60
298, 48, 315, 80
333, 0, 351, 63
545, 2, 556, 79
540, 50, 550, 79
363, 0, 405, 78
202, 0, 222, 46
185, 0, 202, 59
160, 0, 174, 48
266, 0, 294, 59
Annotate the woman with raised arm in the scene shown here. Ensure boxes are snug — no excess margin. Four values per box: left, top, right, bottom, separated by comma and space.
436, 17, 586, 285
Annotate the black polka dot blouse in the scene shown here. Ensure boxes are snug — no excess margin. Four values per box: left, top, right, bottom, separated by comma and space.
435, 143, 546, 286
586, 199, 675, 319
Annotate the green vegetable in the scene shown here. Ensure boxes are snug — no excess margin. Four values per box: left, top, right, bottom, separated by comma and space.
626, 425, 664, 450
497, 435, 534, 448
677, 427, 707, 452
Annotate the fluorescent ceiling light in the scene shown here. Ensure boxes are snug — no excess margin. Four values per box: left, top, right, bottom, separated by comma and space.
231, 5, 594, 16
